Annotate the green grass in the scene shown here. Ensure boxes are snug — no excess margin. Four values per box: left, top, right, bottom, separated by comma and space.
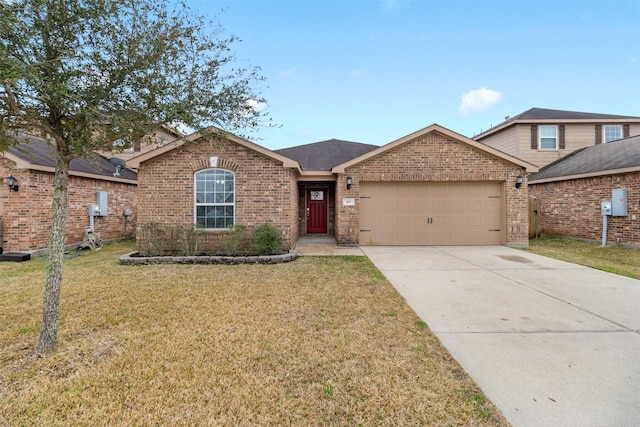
0, 240, 507, 426
522, 237, 640, 279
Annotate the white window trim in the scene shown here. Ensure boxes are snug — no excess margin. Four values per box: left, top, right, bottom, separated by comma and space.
538, 125, 558, 150
603, 125, 622, 143
193, 168, 235, 230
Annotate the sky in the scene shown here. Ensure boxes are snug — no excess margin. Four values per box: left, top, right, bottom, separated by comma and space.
188, 0, 640, 150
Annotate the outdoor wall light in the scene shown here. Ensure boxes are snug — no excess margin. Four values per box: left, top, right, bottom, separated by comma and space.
346, 176, 352, 190
515, 174, 523, 189
6, 175, 18, 192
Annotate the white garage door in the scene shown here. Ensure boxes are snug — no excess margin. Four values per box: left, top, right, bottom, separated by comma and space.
360, 181, 503, 245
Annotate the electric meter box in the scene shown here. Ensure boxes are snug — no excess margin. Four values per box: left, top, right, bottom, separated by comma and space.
611, 188, 628, 216
601, 201, 612, 216
96, 191, 108, 216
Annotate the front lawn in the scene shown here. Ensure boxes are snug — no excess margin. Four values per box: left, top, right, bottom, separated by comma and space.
0, 241, 506, 426
523, 237, 640, 279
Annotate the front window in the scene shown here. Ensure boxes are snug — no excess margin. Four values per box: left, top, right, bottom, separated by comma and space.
194, 169, 235, 229
603, 125, 622, 143
539, 125, 557, 149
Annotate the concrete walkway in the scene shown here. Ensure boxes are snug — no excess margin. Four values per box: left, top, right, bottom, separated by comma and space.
293, 235, 364, 256
361, 246, 640, 427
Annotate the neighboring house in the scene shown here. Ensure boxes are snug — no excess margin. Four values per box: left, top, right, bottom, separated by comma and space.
474, 108, 640, 168
1, 133, 137, 254
528, 135, 640, 246
96, 125, 181, 163
127, 124, 537, 253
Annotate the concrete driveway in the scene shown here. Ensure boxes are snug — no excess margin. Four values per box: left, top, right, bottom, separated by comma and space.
361, 246, 640, 427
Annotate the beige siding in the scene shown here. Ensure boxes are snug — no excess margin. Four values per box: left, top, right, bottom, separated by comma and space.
98, 128, 179, 162
484, 122, 640, 168
518, 124, 595, 167
477, 125, 518, 157
629, 124, 640, 137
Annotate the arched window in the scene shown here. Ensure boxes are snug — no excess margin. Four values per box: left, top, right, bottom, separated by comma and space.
194, 169, 235, 229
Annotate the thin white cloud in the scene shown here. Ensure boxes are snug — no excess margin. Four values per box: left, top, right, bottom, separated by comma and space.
246, 98, 266, 113
459, 87, 503, 116
349, 68, 367, 79
280, 68, 298, 78
381, 0, 400, 11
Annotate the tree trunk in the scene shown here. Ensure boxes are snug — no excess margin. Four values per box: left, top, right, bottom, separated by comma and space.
36, 155, 70, 354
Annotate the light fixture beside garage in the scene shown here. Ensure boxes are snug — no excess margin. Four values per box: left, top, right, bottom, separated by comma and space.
346, 176, 352, 190
515, 174, 523, 189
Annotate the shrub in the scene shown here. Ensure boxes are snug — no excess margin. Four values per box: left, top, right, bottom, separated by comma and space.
253, 222, 282, 255
138, 223, 203, 256
138, 222, 165, 256
220, 224, 249, 256
174, 224, 203, 256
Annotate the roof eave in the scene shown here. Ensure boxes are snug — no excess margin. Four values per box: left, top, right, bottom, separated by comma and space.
333, 124, 539, 173
529, 166, 640, 184
297, 170, 337, 181
476, 118, 640, 140
127, 126, 302, 173
8, 162, 136, 184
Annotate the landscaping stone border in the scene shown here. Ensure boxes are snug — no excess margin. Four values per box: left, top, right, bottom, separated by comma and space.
119, 250, 297, 265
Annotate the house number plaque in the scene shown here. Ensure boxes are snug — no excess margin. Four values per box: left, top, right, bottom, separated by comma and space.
310, 191, 324, 200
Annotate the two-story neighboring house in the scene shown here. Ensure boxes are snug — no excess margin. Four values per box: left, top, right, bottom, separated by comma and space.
474, 108, 640, 168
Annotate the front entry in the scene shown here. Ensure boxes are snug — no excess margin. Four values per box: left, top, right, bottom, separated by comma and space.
306, 188, 328, 234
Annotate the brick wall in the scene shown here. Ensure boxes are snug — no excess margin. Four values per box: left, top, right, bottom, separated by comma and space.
135, 137, 298, 254
1, 161, 137, 253
529, 172, 640, 246
335, 130, 529, 246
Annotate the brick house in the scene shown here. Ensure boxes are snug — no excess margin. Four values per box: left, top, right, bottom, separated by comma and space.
1, 133, 137, 255
128, 124, 537, 253
528, 135, 640, 246
474, 108, 640, 168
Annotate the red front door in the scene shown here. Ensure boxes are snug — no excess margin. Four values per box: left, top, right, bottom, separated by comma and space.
306, 188, 328, 234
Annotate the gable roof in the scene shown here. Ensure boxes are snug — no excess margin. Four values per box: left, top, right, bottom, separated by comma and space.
528, 135, 640, 183
475, 108, 640, 139
274, 139, 378, 171
332, 123, 539, 173
3, 133, 137, 183
126, 127, 301, 171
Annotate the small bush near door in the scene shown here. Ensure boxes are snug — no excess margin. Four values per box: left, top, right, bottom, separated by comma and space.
253, 222, 282, 255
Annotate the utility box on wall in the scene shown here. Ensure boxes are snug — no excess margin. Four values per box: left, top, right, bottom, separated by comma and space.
612, 188, 628, 216
96, 191, 108, 217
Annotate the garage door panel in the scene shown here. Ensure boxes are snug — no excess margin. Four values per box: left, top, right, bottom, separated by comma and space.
360, 182, 503, 246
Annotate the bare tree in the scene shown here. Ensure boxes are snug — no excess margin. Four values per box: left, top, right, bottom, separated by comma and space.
0, 0, 267, 354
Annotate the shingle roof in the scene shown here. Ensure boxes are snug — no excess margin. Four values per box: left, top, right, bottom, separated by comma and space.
475, 108, 640, 139
274, 139, 379, 171
508, 107, 640, 121
5, 133, 137, 181
528, 135, 640, 182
